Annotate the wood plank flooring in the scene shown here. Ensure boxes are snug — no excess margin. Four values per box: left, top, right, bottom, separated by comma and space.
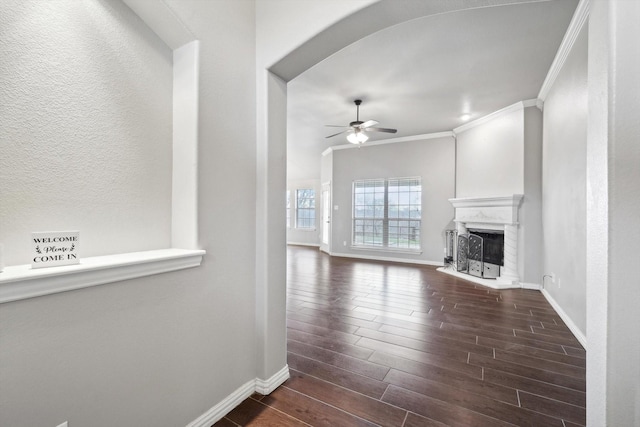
215, 245, 586, 426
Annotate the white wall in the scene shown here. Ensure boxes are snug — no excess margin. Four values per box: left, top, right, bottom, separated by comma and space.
455, 105, 543, 284
0, 1, 259, 426
603, 2, 640, 423
587, 1, 640, 425
8, 1, 626, 426
329, 137, 456, 264
254, 0, 379, 382
456, 108, 524, 198
521, 107, 543, 286
0, 0, 173, 266
255, 0, 377, 72
541, 26, 588, 336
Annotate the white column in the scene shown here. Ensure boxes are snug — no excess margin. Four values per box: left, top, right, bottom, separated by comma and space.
587, 2, 640, 425
255, 71, 289, 389
499, 224, 520, 285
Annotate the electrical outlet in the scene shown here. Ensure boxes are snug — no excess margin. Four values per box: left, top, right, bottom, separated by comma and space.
343, 241, 347, 246
548, 273, 561, 288
56, 422, 68, 427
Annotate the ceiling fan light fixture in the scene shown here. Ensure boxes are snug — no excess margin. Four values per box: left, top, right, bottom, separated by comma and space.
325, 99, 396, 143
347, 131, 369, 144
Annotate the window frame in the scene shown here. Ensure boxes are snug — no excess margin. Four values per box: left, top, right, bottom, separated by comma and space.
295, 188, 316, 230
351, 177, 422, 252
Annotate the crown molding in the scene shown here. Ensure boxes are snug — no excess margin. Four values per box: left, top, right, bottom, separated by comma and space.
538, 0, 590, 101
324, 96, 545, 152
365, 131, 455, 145
453, 99, 538, 134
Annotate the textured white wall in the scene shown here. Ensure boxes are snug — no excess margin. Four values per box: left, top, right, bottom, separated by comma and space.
0, 0, 173, 266
456, 109, 525, 198
0, 1, 258, 426
605, 1, 640, 422
330, 137, 456, 264
541, 26, 588, 336
1, 1, 421, 426
587, 1, 640, 424
586, 5, 609, 422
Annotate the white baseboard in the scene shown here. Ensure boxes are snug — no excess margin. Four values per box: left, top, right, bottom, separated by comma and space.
330, 251, 443, 267
541, 288, 587, 348
185, 379, 255, 427
186, 365, 290, 427
255, 365, 290, 395
521, 282, 542, 290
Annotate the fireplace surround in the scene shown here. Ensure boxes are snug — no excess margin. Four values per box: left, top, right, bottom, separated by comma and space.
438, 194, 524, 289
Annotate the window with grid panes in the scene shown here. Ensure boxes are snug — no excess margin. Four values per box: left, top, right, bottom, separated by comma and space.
352, 177, 421, 250
295, 189, 315, 229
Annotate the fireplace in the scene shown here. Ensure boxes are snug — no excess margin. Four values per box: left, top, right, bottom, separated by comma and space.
438, 195, 523, 289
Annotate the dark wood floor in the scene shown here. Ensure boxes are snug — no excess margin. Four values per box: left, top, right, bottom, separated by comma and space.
215, 245, 586, 426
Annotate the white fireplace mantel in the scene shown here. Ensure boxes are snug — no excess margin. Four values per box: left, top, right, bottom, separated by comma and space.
450, 195, 523, 229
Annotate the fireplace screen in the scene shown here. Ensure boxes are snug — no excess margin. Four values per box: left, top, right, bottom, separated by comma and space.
456, 231, 504, 279
468, 234, 483, 277
457, 234, 469, 272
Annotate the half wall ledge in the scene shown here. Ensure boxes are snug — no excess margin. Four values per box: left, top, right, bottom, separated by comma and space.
0, 248, 206, 304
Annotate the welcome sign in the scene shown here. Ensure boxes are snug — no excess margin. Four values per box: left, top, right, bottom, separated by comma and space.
31, 231, 80, 269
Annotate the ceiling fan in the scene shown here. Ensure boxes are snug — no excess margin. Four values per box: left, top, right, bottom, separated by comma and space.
325, 99, 397, 144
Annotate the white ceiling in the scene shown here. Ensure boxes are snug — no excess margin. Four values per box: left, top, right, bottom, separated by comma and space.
287, 0, 578, 181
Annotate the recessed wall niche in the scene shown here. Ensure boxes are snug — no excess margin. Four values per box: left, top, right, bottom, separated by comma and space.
0, 0, 199, 267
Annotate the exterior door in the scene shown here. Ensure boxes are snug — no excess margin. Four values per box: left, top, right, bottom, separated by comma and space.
320, 183, 331, 252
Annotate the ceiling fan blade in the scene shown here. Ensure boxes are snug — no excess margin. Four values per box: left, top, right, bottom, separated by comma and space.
325, 129, 350, 138
325, 125, 350, 128
360, 120, 379, 129
366, 127, 397, 133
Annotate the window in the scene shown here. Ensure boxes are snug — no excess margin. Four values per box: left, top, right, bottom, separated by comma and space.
286, 190, 291, 228
296, 189, 315, 229
352, 177, 421, 250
